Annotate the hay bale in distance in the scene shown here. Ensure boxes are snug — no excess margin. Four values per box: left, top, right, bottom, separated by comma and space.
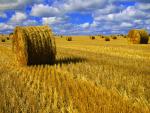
112, 36, 117, 40
101, 36, 104, 38
128, 29, 149, 44
9, 33, 13, 39
6, 37, 10, 40
66, 36, 72, 41
124, 35, 127, 38
90, 36, 95, 40
1, 38, 5, 42
13, 26, 56, 66
105, 37, 110, 41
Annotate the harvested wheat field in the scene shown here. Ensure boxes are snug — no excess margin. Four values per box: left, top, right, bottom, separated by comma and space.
0, 34, 150, 113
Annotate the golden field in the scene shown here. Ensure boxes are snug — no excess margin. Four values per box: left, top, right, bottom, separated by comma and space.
0, 35, 150, 113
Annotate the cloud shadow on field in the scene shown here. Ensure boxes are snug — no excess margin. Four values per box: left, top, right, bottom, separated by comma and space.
55, 57, 87, 65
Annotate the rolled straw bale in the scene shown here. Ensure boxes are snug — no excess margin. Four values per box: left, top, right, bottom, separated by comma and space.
111, 36, 117, 40
1, 38, 5, 42
128, 29, 149, 44
66, 36, 72, 41
6, 37, 9, 40
9, 33, 13, 39
90, 36, 95, 40
13, 26, 56, 65
105, 37, 110, 41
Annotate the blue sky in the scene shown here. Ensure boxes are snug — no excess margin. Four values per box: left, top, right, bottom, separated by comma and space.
0, 0, 150, 35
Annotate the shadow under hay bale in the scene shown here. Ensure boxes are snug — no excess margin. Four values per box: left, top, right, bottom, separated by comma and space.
13, 26, 56, 66
55, 57, 87, 66
128, 29, 149, 44
66, 37, 72, 41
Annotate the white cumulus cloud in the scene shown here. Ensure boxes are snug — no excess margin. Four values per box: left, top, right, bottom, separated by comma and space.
31, 4, 60, 17
0, 0, 43, 11
31, 0, 107, 17
79, 23, 90, 28
0, 23, 14, 30
0, 12, 7, 18
10, 12, 27, 23
120, 22, 132, 27
42, 17, 62, 25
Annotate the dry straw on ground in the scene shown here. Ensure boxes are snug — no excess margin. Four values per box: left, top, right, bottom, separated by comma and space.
128, 29, 149, 44
13, 26, 56, 66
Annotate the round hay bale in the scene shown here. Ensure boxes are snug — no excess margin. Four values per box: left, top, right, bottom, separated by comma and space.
105, 37, 110, 41
66, 36, 72, 41
13, 26, 56, 66
124, 35, 127, 38
101, 36, 104, 38
90, 36, 95, 40
112, 36, 117, 40
128, 29, 149, 44
1, 38, 5, 42
6, 37, 10, 40
9, 33, 13, 39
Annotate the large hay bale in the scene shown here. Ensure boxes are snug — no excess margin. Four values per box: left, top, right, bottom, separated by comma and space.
128, 29, 149, 44
13, 26, 56, 66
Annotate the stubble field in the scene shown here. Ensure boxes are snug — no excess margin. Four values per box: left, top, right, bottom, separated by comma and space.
0, 36, 150, 113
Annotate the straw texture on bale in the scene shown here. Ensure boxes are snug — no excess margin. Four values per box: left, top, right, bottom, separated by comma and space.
128, 29, 149, 44
13, 26, 56, 65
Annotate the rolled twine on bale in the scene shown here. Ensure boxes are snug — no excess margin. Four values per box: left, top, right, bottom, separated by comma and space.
13, 26, 56, 66
128, 29, 149, 44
